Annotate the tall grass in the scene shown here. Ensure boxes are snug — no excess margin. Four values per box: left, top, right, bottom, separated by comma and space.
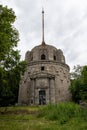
38, 102, 87, 124
0, 103, 87, 130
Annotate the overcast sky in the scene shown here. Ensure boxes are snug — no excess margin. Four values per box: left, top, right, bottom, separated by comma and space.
0, 0, 87, 71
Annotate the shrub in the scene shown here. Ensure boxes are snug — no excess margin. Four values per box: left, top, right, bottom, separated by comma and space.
38, 102, 84, 124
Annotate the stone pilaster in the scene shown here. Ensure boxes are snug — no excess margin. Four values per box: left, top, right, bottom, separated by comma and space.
49, 78, 55, 103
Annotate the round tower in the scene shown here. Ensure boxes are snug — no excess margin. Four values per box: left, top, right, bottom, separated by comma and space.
18, 9, 71, 105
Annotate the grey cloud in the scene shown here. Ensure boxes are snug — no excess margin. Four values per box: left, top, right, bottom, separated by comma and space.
1, 0, 87, 71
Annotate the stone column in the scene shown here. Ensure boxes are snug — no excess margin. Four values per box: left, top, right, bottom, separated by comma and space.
34, 79, 39, 105
50, 78, 55, 104
32, 79, 35, 104
30, 79, 35, 105
46, 78, 50, 104
46, 88, 50, 104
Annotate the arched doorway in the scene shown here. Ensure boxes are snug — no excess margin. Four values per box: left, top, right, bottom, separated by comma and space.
39, 90, 46, 105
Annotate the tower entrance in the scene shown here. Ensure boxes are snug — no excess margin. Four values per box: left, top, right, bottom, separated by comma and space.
39, 90, 46, 105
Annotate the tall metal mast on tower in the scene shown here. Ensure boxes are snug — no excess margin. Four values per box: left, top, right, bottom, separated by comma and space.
42, 8, 45, 47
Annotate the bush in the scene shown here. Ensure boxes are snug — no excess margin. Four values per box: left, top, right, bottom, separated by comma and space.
38, 102, 85, 124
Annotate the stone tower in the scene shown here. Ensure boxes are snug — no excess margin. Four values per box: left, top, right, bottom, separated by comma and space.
18, 9, 71, 105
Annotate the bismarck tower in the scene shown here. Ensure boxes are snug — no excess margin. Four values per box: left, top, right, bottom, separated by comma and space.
18, 9, 71, 105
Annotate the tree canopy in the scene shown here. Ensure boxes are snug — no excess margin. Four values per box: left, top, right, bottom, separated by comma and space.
0, 5, 19, 63
0, 5, 26, 106
70, 65, 87, 103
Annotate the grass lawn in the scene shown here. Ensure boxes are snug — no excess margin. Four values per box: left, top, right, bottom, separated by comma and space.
0, 103, 87, 130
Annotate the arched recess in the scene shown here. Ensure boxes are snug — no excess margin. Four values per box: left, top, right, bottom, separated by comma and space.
41, 54, 46, 60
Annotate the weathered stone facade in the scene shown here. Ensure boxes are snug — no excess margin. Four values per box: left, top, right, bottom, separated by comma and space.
18, 44, 71, 105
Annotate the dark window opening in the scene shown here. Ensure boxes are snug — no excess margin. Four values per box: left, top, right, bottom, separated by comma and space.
39, 90, 46, 105
54, 55, 56, 60
41, 54, 46, 60
41, 66, 44, 71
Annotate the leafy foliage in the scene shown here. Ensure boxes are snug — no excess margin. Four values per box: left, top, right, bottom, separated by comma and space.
0, 5, 26, 106
70, 65, 87, 103
0, 5, 19, 62
70, 65, 82, 79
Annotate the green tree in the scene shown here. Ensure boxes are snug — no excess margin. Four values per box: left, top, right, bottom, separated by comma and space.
0, 5, 26, 106
70, 65, 82, 79
81, 66, 87, 84
70, 65, 87, 103
0, 5, 19, 63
